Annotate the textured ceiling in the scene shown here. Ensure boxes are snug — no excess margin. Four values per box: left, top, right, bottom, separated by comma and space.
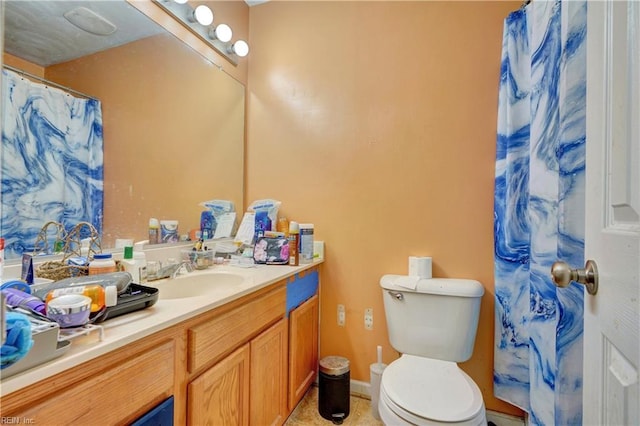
4, 0, 165, 67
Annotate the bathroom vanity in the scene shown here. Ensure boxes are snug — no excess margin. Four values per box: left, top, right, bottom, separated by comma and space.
0, 262, 321, 425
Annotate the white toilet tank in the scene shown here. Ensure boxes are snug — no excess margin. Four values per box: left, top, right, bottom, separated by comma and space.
380, 275, 484, 363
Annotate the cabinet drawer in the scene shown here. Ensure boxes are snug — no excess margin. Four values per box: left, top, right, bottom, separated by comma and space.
11, 340, 175, 425
188, 286, 286, 373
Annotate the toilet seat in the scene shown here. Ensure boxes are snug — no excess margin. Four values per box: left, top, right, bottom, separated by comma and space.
380, 355, 485, 424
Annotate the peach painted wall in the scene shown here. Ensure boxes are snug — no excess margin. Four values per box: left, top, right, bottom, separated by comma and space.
3, 53, 44, 77
246, 0, 522, 416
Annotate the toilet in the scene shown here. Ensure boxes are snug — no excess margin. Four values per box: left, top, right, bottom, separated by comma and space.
378, 275, 486, 425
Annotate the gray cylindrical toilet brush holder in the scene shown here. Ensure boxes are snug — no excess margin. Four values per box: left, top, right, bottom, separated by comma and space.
370, 362, 387, 420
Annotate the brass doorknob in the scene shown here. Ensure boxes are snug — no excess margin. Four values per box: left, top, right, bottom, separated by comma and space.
551, 260, 598, 295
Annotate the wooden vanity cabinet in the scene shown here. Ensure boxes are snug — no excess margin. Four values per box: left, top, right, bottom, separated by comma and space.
188, 343, 251, 425
250, 318, 288, 426
0, 267, 320, 426
288, 294, 319, 411
186, 284, 289, 426
0, 328, 184, 425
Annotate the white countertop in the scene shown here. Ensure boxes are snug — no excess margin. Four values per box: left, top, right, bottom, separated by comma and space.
0, 260, 322, 396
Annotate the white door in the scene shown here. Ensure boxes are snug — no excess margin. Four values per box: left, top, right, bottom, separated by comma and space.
583, 1, 640, 424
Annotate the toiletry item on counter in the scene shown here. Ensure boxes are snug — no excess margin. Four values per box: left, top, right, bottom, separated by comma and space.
277, 217, 290, 237
254, 210, 271, 241
46, 294, 92, 328
45, 284, 117, 313
30, 271, 133, 300
288, 221, 300, 266
253, 236, 290, 265
122, 244, 148, 284
248, 199, 281, 234
200, 210, 215, 240
2, 288, 46, 315
89, 253, 117, 275
148, 218, 160, 245
21, 253, 34, 284
160, 220, 179, 243
299, 223, 314, 264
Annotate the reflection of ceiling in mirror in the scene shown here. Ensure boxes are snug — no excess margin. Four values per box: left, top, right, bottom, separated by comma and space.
3, 1, 165, 66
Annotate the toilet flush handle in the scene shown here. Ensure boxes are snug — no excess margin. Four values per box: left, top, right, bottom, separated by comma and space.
388, 291, 403, 301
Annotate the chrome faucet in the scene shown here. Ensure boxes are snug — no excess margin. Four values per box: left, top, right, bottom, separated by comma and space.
152, 260, 194, 280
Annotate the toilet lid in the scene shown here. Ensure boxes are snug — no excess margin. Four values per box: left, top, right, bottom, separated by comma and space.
380, 355, 484, 423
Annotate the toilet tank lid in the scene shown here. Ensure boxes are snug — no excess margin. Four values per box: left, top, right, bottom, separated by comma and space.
380, 275, 484, 297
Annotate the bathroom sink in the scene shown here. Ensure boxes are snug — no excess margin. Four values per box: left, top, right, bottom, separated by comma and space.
157, 272, 246, 300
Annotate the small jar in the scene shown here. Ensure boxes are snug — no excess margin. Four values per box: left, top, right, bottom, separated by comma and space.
89, 253, 117, 275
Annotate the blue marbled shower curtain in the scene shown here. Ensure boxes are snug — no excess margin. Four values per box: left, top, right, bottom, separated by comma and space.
494, 1, 586, 424
1, 69, 103, 259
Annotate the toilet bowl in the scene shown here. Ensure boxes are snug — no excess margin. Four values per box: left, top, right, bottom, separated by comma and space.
378, 355, 486, 425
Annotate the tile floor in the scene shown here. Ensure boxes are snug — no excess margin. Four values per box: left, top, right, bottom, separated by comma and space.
285, 385, 384, 426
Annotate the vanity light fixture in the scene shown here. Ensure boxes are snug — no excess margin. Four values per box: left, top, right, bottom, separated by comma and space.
192, 5, 214, 26
152, 0, 248, 65
209, 24, 233, 43
229, 40, 249, 57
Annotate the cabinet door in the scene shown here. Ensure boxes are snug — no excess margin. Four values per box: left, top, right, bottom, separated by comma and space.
250, 319, 288, 426
188, 344, 250, 426
288, 294, 319, 411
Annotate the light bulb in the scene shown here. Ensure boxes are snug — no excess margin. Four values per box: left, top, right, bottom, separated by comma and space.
230, 40, 249, 57
193, 5, 214, 26
209, 24, 233, 43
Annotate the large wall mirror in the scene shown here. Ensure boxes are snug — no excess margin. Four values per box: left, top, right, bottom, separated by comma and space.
1, 0, 245, 260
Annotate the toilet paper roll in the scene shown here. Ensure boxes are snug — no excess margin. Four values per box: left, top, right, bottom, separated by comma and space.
408, 256, 432, 279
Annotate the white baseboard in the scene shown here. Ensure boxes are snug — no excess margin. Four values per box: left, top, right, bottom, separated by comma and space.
350, 379, 371, 399
348, 379, 525, 425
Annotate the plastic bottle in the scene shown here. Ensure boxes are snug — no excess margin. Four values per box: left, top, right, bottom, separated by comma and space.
299, 223, 314, 264
2, 288, 46, 315
277, 217, 290, 237
88, 253, 117, 275
122, 243, 148, 284
133, 241, 148, 283
149, 218, 160, 245
288, 221, 300, 266
45, 284, 117, 312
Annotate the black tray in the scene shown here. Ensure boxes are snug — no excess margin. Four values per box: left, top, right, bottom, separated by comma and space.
92, 283, 159, 323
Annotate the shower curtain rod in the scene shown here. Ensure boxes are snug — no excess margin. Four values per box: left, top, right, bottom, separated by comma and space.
2, 64, 98, 101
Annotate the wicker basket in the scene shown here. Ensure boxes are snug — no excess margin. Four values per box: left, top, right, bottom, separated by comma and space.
34, 221, 102, 281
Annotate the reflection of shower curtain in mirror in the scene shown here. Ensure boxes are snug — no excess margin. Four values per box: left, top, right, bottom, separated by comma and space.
493, 1, 586, 425
1, 69, 103, 259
